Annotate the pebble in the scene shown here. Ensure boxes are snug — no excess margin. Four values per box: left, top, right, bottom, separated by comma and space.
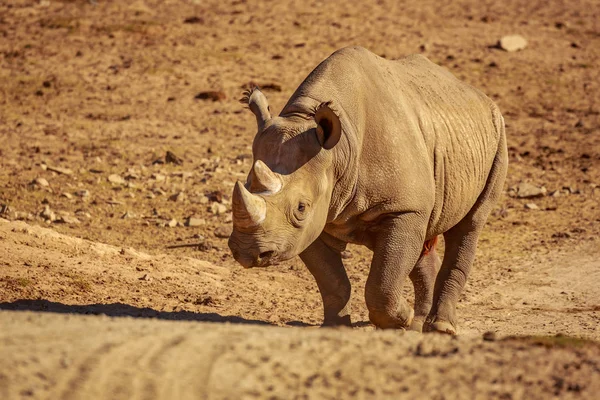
40, 205, 56, 221
75, 190, 90, 198
167, 218, 178, 228
483, 331, 498, 341
152, 173, 166, 182
186, 216, 206, 227
515, 182, 546, 198
498, 35, 527, 52
210, 202, 227, 215
57, 215, 81, 224
169, 191, 186, 202
61, 193, 73, 199
214, 225, 232, 238
121, 211, 135, 219
108, 174, 125, 185
33, 177, 49, 187
524, 203, 539, 210
165, 151, 184, 165
46, 165, 74, 176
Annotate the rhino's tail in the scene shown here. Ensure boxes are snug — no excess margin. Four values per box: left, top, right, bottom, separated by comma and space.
421, 236, 439, 256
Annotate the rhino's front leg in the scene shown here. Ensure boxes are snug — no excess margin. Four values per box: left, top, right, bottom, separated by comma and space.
299, 233, 352, 327
365, 214, 427, 329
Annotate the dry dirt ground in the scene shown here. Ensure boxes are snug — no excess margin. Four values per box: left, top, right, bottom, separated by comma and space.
1, 0, 599, 398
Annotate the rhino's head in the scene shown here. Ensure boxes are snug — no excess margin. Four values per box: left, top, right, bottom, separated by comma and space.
228, 88, 341, 268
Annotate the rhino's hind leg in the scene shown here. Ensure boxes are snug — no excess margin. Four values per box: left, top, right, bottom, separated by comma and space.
426, 130, 508, 335
300, 233, 352, 327
365, 214, 428, 329
408, 244, 441, 332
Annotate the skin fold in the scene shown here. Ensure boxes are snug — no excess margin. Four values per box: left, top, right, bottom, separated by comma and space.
228, 46, 508, 334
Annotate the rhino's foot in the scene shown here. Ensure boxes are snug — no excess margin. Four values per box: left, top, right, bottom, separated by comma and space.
408, 317, 426, 333
322, 314, 352, 328
424, 320, 457, 335
369, 306, 414, 330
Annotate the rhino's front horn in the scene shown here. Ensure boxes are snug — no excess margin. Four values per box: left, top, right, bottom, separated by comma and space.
252, 160, 282, 194
232, 181, 266, 228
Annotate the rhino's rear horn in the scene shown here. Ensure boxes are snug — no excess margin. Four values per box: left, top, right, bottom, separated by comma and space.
240, 87, 271, 132
315, 102, 342, 150
251, 160, 282, 194
232, 181, 267, 228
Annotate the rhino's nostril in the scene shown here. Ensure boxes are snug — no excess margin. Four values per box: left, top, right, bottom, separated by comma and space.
259, 250, 275, 260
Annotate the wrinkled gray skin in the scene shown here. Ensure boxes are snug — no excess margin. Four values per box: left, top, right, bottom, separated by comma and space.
228, 46, 508, 334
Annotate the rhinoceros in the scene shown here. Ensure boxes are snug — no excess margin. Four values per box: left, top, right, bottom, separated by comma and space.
228, 46, 507, 334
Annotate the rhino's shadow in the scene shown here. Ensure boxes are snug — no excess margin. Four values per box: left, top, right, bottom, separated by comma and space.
0, 299, 273, 326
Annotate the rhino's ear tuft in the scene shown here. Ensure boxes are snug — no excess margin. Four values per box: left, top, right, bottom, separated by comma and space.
314, 102, 341, 150
241, 87, 271, 132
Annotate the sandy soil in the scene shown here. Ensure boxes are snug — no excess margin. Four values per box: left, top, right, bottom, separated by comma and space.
1, 0, 599, 398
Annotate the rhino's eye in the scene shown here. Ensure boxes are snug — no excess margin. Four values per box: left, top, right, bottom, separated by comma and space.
297, 202, 306, 213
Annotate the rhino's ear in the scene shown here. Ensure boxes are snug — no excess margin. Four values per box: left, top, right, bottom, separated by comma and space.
240, 87, 271, 132
314, 102, 341, 150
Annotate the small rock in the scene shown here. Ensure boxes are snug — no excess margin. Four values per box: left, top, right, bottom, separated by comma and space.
198, 241, 213, 252
75, 210, 92, 219
214, 225, 233, 238
168, 218, 178, 228
483, 331, 497, 341
75, 190, 90, 198
139, 273, 152, 282
210, 202, 227, 215
549, 190, 560, 197
341, 250, 353, 259
152, 173, 166, 182
498, 35, 527, 52
165, 151, 184, 165
61, 192, 73, 199
183, 16, 204, 24
33, 177, 49, 187
185, 216, 206, 227
207, 190, 223, 203
108, 174, 125, 185
56, 215, 80, 224
515, 182, 546, 198
47, 166, 74, 176
563, 186, 580, 195
14, 211, 33, 221
40, 205, 56, 221
121, 211, 135, 219
169, 191, 186, 202
524, 203, 539, 210
194, 91, 226, 102
199, 196, 209, 205
224, 213, 233, 223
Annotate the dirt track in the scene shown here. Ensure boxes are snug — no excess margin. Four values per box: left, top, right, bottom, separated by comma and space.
1, 0, 600, 398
